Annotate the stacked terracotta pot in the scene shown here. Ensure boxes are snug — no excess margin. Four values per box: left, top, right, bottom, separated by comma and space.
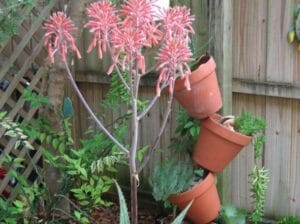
170, 53, 252, 224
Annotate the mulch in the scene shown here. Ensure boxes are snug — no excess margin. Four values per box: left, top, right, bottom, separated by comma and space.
88, 202, 192, 224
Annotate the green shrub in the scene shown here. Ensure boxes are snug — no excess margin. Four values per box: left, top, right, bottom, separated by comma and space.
169, 109, 200, 153
279, 216, 300, 224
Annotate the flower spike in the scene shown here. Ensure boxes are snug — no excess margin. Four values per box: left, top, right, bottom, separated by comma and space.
43, 12, 81, 63
85, 0, 119, 59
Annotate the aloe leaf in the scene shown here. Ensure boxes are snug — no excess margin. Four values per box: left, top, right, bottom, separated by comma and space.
171, 200, 193, 224
114, 180, 130, 224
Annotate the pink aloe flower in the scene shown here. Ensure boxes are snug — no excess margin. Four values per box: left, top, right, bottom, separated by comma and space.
120, 0, 162, 45
161, 6, 195, 42
155, 39, 192, 96
85, 0, 119, 59
43, 12, 81, 63
121, 0, 154, 25
108, 0, 160, 74
109, 27, 146, 74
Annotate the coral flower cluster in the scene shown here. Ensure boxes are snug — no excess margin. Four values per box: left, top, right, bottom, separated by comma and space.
43, 0, 195, 95
43, 12, 81, 63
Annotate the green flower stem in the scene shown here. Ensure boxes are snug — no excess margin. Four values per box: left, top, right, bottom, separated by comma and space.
106, 42, 130, 91
137, 95, 158, 120
64, 61, 129, 154
138, 85, 174, 173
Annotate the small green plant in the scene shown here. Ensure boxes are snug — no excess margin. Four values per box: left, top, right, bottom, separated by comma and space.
0, 111, 33, 150
235, 112, 266, 158
22, 88, 52, 108
278, 216, 300, 224
248, 166, 269, 224
0, 0, 35, 43
21, 88, 128, 211
170, 109, 200, 153
73, 210, 89, 224
234, 112, 269, 224
0, 197, 25, 224
149, 158, 204, 208
219, 204, 246, 224
102, 72, 148, 112
0, 112, 46, 223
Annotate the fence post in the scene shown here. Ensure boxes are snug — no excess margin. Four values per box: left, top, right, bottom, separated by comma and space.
207, 0, 233, 204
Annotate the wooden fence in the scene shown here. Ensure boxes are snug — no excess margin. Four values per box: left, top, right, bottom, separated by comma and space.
231, 0, 300, 218
73, 0, 300, 218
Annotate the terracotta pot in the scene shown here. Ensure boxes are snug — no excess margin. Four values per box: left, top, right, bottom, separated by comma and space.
174, 54, 222, 119
169, 172, 220, 224
193, 114, 252, 172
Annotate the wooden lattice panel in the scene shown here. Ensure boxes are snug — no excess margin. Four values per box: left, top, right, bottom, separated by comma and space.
0, 0, 58, 199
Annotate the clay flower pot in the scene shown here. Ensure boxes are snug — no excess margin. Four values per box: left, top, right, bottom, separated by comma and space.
174, 54, 222, 119
193, 114, 252, 173
169, 172, 220, 224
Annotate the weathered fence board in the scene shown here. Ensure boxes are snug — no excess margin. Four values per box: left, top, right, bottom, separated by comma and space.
233, 0, 267, 81
264, 97, 293, 216
266, 0, 294, 83
231, 0, 300, 217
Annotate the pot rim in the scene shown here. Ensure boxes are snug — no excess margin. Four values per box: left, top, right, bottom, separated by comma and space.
202, 114, 252, 146
174, 55, 216, 92
169, 172, 215, 204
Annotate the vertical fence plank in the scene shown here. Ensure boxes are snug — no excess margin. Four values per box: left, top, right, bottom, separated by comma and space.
266, 0, 294, 83
191, 0, 209, 57
290, 100, 300, 215
264, 97, 292, 217
233, 0, 268, 81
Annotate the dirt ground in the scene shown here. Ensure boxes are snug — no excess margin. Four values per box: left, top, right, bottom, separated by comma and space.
87, 202, 193, 224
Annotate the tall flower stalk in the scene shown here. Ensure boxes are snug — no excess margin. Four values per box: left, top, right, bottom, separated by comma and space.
43, 1, 194, 223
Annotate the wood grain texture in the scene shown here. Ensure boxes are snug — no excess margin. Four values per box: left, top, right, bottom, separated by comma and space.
266, 0, 294, 83
231, 0, 300, 217
290, 100, 300, 215
233, 0, 268, 81
232, 78, 300, 100
264, 97, 293, 217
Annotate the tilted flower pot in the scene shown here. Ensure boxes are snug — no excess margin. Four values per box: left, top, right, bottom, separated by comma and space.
169, 172, 220, 224
174, 54, 222, 119
193, 114, 252, 173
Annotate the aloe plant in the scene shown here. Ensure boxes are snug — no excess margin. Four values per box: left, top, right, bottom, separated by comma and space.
149, 158, 204, 208
115, 180, 193, 224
